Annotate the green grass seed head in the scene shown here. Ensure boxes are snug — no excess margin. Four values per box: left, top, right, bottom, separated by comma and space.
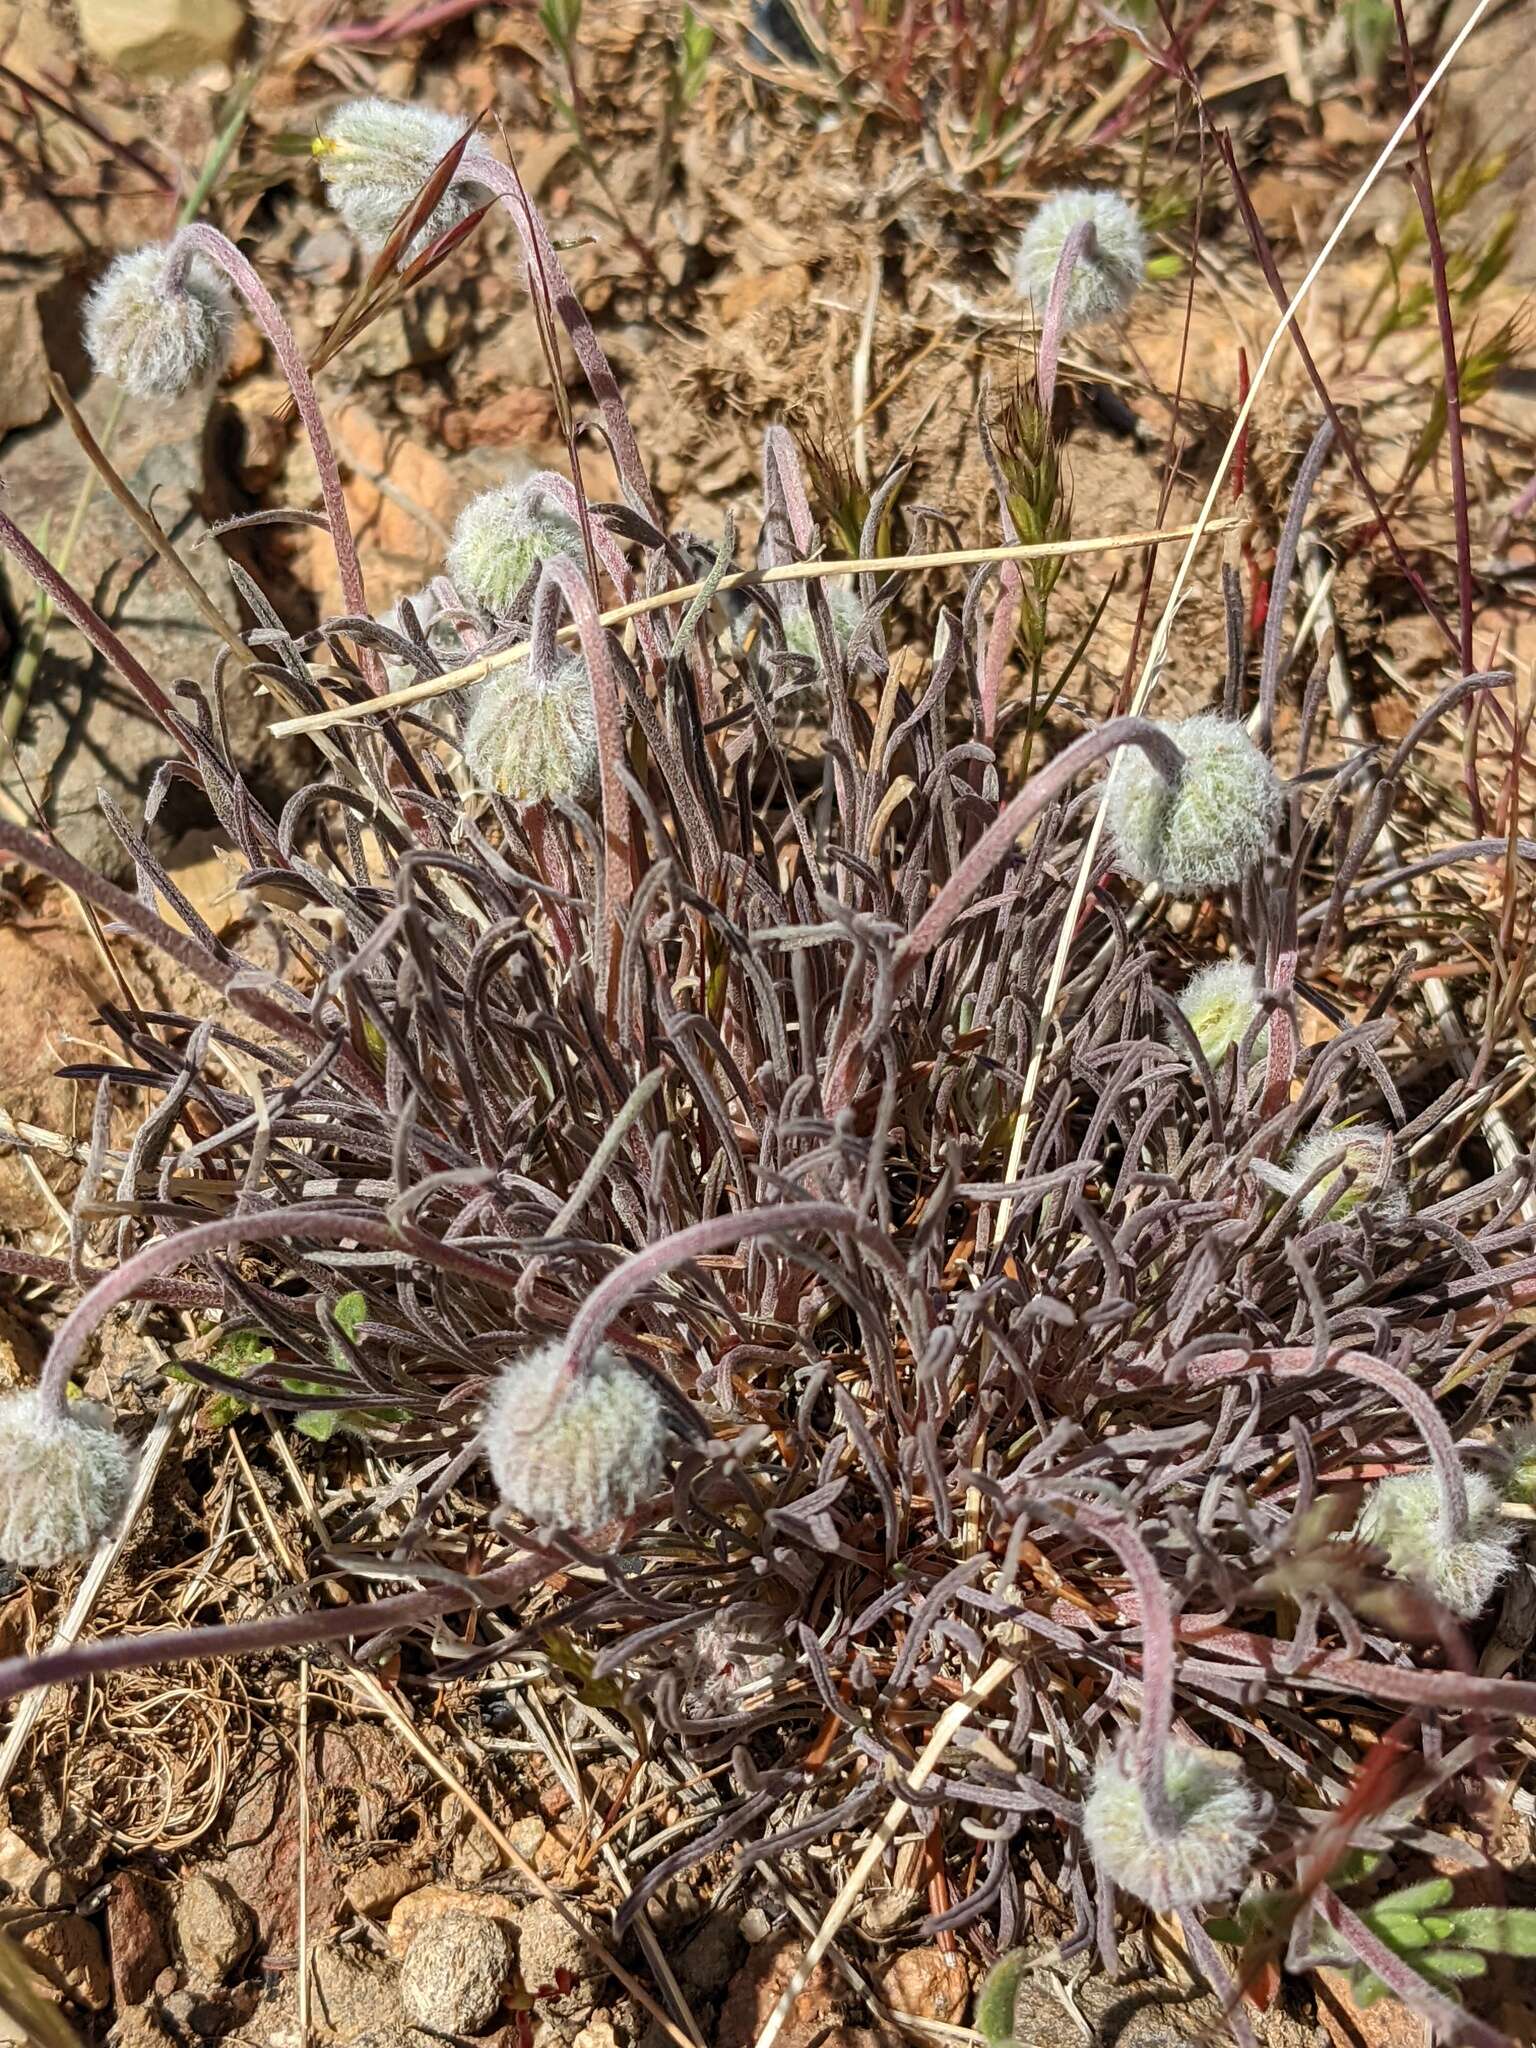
447, 484, 583, 617
461, 656, 598, 806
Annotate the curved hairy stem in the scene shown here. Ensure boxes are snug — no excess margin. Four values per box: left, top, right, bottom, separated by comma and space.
1043, 1495, 1181, 1837
1036, 217, 1095, 415
896, 716, 1186, 976
169, 225, 371, 669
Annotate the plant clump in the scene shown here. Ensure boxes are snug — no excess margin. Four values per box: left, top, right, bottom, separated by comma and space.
83, 244, 233, 402
1082, 1742, 1272, 1911
0, 1390, 135, 1569
1104, 711, 1283, 896
313, 97, 491, 258
1355, 1469, 1515, 1619
1010, 188, 1147, 330
480, 1342, 672, 1533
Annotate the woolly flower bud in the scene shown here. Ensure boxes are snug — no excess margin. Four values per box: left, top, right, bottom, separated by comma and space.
480, 1341, 671, 1532
1498, 1428, 1536, 1508
1356, 1468, 1514, 1619
783, 584, 860, 662
1082, 1741, 1271, 1911
314, 99, 491, 260
462, 657, 598, 806
1286, 1121, 1409, 1223
1104, 714, 1282, 897
83, 244, 232, 403
1010, 188, 1146, 331
0, 1389, 135, 1568
447, 485, 583, 617
1175, 956, 1266, 1067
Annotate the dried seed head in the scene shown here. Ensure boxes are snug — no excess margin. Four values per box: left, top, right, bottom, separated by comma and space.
480, 1341, 671, 1532
461, 657, 598, 806
1010, 189, 1146, 331
314, 98, 491, 260
1104, 714, 1282, 896
83, 244, 232, 402
1174, 956, 1266, 1067
1082, 1741, 1271, 1911
447, 484, 583, 616
0, 1390, 136, 1568
783, 583, 861, 662
1356, 1468, 1514, 1619
1285, 1121, 1409, 1222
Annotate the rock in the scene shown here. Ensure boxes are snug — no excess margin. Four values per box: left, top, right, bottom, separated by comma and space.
739, 1907, 772, 1945
386, 1886, 516, 1958
309, 1941, 406, 2042
0, 399, 303, 880
0, 289, 51, 435
108, 1870, 172, 2006
514, 1896, 595, 1999
399, 1911, 513, 2036
110, 2010, 179, 2048
172, 1872, 254, 1984
344, 1853, 429, 1921
73, 0, 246, 78
677, 1912, 743, 1995
717, 1936, 862, 2048
572, 2018, 624, 2048
0, 1307, 42, 1389
157, 1983, 243, 2039
1315, 1968, 1426, 2048
0, 1827, 67, 1905
18, 1913, 111, 2009
875, 1947, 969, 2027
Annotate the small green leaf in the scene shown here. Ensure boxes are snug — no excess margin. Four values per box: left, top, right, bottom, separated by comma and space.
294, 1409, 343, 1443
331, 1291, 367, 1343
1441, 1907, 1536, 1957
1372, 1913, 1433, 1952
974, 1952, 1030, 2046
1420, 1949, 1486, 1982
1375, 1878, 1454, 1915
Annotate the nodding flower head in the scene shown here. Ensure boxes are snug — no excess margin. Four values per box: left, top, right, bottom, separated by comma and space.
314, 98, 491, 261
1010, 189, 1146, 331
1175, 956, 1266, 1067
1104, 713, 1282, 897
480, 1341, 672, 1533
1285, 1120, 1409, 1223
447, 484, 583, 617
1356, 1468, 1514, 1619
83, 244, 232, 403
461, 656, 598, 806
1082, 1740, 1271, 1911
0, 1389, 136, 1569
783, 583, 861, 664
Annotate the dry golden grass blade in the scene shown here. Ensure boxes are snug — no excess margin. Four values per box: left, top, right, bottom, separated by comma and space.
269, 516, 1241, 739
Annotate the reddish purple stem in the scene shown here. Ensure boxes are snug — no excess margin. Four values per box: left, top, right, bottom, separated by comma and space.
1054, 1497, 1181, 1836
896, 717, 1185, 975
464, 159, 660, 527
168, 225, 371, 661
1036, 217, 1095, 416
536, 554, 634, 1018
1184, 1345, 1471, 1541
